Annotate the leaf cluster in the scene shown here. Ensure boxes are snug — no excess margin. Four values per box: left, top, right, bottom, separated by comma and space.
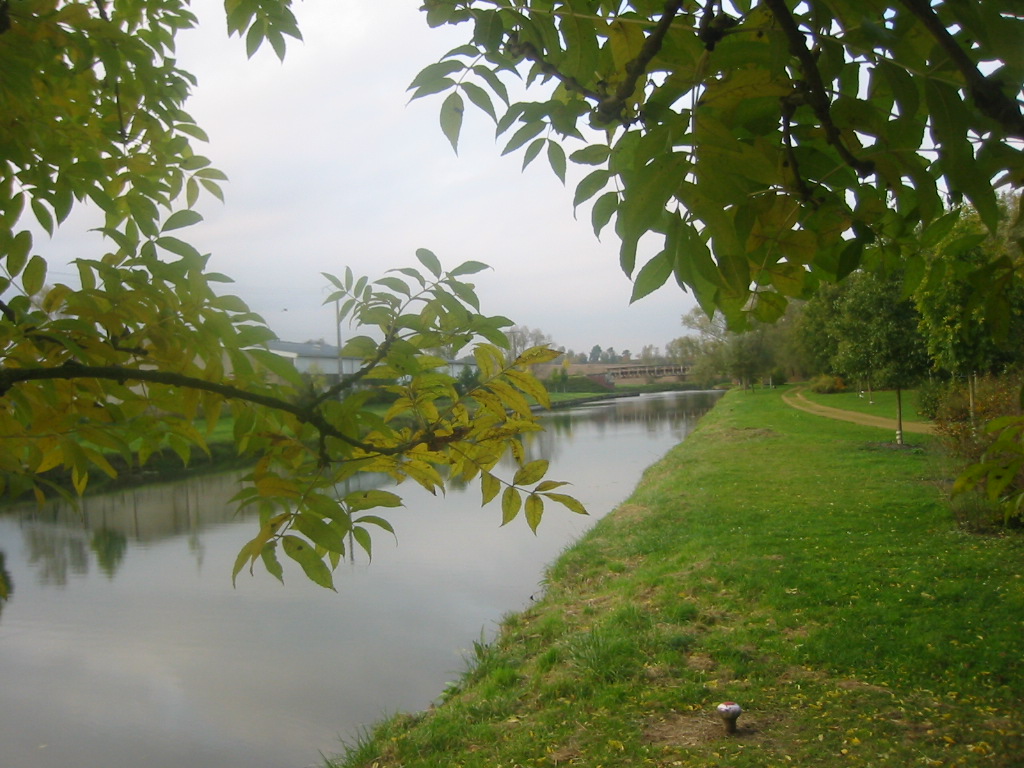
415, 1, 1024, 326
1, 2, 586, 590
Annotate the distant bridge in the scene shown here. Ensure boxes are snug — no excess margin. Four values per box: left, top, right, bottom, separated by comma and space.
535, 362, 692, 382
603, 363, 691, 380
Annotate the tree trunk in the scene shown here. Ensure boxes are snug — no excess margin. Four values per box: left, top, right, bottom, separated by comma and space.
895, 387, 905, 446
968, 372, 977, 438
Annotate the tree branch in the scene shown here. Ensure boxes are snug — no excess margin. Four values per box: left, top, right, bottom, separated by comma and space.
596, 0, 684, 124
506, 34, 604, 103
0, 364, 407, 457
898, 0, 1024, 138
311, 332, 394, 408
780, 94, 813, 202
763, 0, 874, 177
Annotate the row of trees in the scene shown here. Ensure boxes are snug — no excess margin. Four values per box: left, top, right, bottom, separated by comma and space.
508, 326, 672, 367
670, 201, 1024, 452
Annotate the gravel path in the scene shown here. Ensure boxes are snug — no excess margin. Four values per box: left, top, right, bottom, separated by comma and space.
781, 388, 936, 435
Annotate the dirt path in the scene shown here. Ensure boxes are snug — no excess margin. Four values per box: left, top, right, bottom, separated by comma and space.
781, 388, 936, 435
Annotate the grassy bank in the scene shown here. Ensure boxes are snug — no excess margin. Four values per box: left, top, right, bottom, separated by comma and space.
330, 386, 1023, 768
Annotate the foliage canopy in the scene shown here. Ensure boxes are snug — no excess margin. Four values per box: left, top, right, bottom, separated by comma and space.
416, 0, 1023, 323
0, 1, 585, 590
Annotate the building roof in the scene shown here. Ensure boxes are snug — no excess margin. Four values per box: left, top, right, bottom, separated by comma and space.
267, 339, 341, 359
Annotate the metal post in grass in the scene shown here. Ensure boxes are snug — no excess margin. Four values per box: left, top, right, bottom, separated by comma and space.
716, 701, 742, 734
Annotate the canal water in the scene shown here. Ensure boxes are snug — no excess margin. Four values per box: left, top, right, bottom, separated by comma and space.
0, 390, 721, 768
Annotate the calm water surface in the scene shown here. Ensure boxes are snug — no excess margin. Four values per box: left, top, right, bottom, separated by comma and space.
0, 391, 721, 768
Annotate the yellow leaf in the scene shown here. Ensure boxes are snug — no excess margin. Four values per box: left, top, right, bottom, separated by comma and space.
505, 368, 550, 408
481, 471, 501, 505
515, 345, 561, 366
255, 475, 301, 499
35, 445, 64, 474
525, 493, 544, 532
514, 459, 549, 486
545, 492, 588, 516
501, 486, 521, 525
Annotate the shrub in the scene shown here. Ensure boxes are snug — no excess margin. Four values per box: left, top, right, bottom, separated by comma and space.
915, 377, 949, 420
934, 373, 1022, 464
768, 366, 789, 386
808, 373, 845, 394
935, 371, 1024, 527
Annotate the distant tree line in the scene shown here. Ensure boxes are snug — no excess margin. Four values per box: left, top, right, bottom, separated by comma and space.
667, 199, 1024, 524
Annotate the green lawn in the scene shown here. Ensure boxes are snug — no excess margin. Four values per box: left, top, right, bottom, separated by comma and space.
329, 386, 1023, 768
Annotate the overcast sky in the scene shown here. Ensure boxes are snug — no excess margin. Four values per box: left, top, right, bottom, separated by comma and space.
49, 1, 697, 356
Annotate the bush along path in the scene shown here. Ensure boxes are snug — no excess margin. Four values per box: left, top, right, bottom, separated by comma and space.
331, 387, 1023, 768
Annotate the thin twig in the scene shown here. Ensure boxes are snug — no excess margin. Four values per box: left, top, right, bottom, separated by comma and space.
780, 94, 813, 202
507, 34, 604, 102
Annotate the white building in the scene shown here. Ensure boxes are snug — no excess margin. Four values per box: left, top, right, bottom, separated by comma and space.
266, 340, 477, 382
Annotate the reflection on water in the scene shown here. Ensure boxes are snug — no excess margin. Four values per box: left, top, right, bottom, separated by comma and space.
0, 390, 721, 768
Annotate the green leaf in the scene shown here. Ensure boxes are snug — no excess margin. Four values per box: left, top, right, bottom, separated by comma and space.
344, 489, 404, 512
522, 136, 546, 170
473, 64, 510, 105
460, 81, 497, 121
352, 526, 374, 560
570, 144, 611, 165
353, 515, 397, 536
630, 251, 673, 302
440, 91, 465, 153
22, 255, 47, 297
31, 199, 54, 235
162, 209, 204, 232
574, 169, 611, 209
155, 236, 203, 260
450, 260, 489, 277
547, 140, 567, 183
375, 276, 412, 295
416, 248, 443, 277
502, 121, 546, 156
260, 542, 285, 583
247, 348, 305, 387
292, 513, 347, 555
616, 154, 688, 266
282, 535, 335, 591
409, 60, 465, 92
245, 21, 264, 59
7, 230, 32, 277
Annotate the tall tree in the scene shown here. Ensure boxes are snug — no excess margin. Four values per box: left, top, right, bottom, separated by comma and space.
816, 271, 930, 443
419, 1, 1022, 327
0, 2, 585, 589
915, 201, 1024, 380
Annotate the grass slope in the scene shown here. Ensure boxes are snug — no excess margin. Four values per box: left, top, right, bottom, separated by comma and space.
330, 387, 1023, 768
